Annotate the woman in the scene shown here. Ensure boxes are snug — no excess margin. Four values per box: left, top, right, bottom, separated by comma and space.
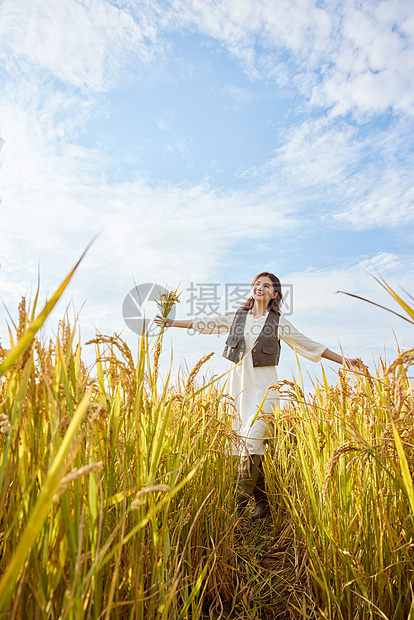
155, 272, 361, 520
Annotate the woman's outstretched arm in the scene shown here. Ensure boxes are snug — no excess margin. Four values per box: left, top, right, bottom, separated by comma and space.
154, 312, 234, 334
154, 315, 192, 329
279, 317, 363, 370
321, 348, 363, 369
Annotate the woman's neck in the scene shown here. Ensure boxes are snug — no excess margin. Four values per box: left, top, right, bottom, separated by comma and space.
250, 301, 267, 317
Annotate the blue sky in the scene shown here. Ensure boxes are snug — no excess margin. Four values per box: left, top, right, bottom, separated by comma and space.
1, 0, 413, 391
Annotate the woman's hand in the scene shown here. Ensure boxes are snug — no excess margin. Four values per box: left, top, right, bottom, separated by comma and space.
154, 314, 173, 328
344, 357, 366, 372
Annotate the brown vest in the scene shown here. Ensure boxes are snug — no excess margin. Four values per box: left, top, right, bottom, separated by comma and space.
222, 309, 280, 367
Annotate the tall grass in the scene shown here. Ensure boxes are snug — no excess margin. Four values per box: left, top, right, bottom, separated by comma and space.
265, 353, 414, 614
0, 301, 241, 618
0, 275, 413, 619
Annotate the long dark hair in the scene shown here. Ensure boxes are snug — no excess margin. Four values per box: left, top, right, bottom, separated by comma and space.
241, 272, 283, 314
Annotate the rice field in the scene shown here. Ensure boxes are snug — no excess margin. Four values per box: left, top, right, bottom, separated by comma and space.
0, 263, 413, 619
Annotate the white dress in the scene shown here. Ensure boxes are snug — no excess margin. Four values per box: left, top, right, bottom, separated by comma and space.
192, 311, 327, 456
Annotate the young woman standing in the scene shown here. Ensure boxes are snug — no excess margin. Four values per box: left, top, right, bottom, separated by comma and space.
155, 272, 361, 520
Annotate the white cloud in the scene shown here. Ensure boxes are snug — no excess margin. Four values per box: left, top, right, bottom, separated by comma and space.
0, 0, 164, 91
266, 118, 363, 187
242, 115, 414, 230
166, 0, 414, 117
2, 0, 413, 118
221, 84, 256, 106
155, 111, 194, 165
313, 1, 414, 116
331, 180, 414, 229
170, 0, 333, 64
357, 252, 403, 273
285, 252, 406, 313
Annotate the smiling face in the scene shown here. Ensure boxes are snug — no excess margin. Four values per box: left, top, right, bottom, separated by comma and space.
252, 276, 278, 306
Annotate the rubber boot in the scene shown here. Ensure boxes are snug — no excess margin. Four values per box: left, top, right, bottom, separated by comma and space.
251, 457, 270, 520
235, 454, 262, 517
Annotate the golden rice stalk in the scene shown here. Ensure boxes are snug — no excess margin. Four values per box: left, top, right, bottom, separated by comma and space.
0, 343, 7, 361
131, 484, 171, 509
86, 333, 136, 384
154, 286, 181, 346
385, 348, 414, 376
17, 297, 27, 341
155, 287, 181, 318
54, 462, 104, 498
59, 318, 72, 353
185, 352, 215, 392
268, 379, 305, 402
153, 341, 162, 386
15, 297, 32, 371
322, 443, 361, 501
0, 414, 11, 435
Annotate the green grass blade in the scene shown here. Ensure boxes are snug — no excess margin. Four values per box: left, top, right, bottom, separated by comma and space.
392, 420, 414, 516
0, 242, 93, 378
